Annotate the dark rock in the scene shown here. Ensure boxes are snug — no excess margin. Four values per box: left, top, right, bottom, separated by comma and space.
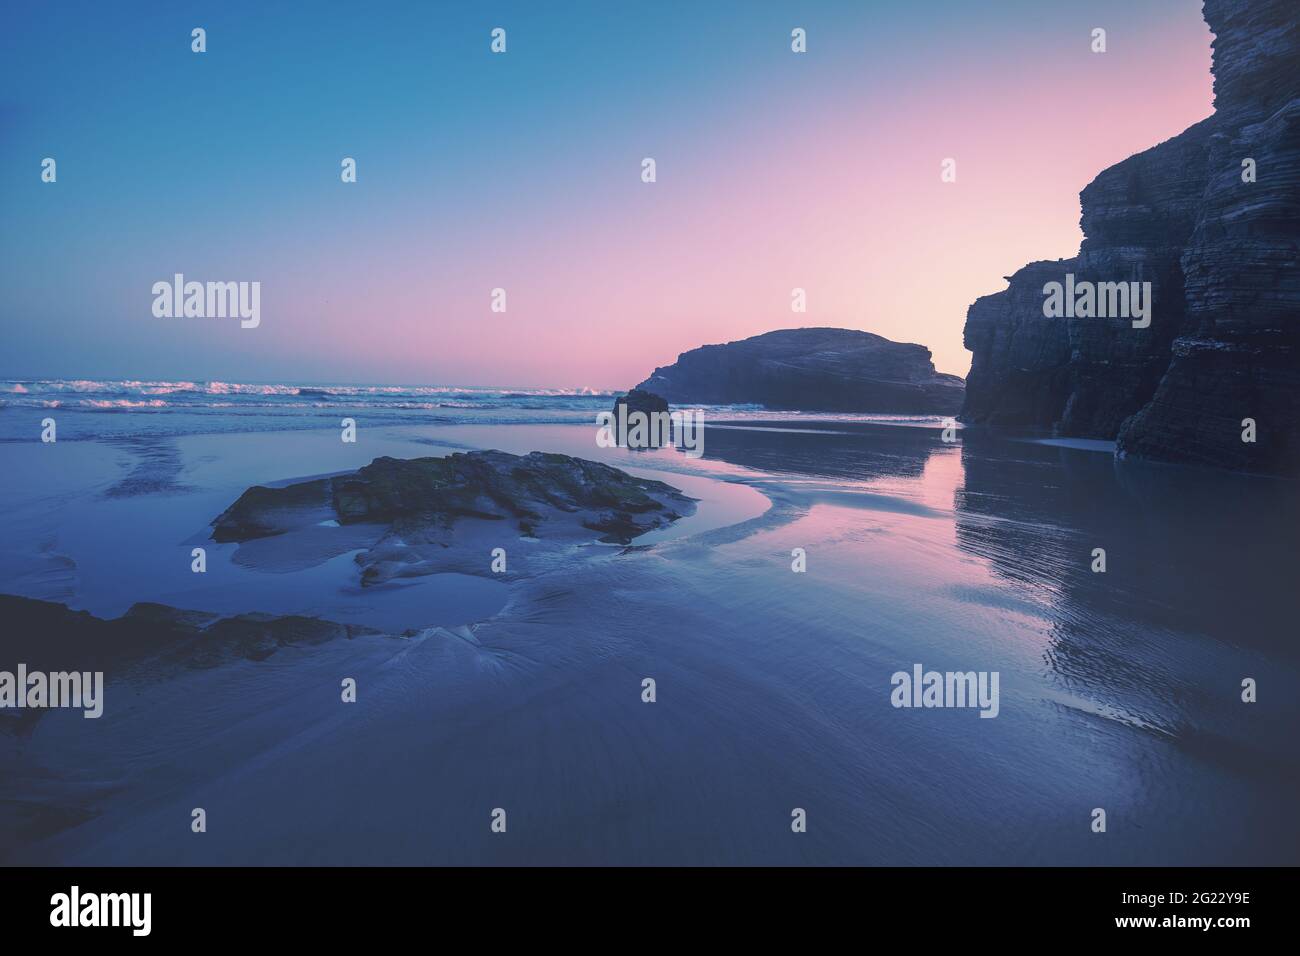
195, 613, 370, 668
0, 594, 382, 677
210, 478, 333, 542
613, 388, 670, 419
611, 389, 672, 447
634, 328, 965, 414
961, 0, 1300, 476
211, 450, 697, 584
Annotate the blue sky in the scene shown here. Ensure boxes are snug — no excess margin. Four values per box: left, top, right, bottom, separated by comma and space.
1, 1, 1213, 386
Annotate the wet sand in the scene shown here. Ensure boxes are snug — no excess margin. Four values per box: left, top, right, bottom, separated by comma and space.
1, 420, 1297, 864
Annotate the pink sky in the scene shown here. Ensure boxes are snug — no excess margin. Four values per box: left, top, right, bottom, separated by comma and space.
4, 2, 1215, 388
290, 14, 1215, 386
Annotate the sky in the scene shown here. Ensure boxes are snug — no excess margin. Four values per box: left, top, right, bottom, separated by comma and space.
1, 0, 1214, 388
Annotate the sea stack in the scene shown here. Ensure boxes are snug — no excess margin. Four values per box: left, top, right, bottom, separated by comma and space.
633, 328, 965, 414
612, 388, 671, 420
612, 388, 672, 447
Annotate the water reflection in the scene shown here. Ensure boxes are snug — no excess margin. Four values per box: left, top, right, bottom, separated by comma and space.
701, 421, 942, 482
955, 430, 1300, 655
954, 430, 1300, 795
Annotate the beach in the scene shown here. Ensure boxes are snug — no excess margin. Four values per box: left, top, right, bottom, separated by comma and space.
1, 384, 1297, 865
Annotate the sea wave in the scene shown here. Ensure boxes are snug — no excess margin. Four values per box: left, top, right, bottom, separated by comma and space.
0, 378, 953, 443
0, 379, 616, 405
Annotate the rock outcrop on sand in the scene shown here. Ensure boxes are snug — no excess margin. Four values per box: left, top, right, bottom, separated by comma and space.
962, 0, 1299, 476
211, 451, 695, 584
0, 594, 382, 680
634, 328, 965, 414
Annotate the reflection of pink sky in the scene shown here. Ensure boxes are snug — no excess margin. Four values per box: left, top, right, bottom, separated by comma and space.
259, 21, 1212, 389
780, 442, 1028, 613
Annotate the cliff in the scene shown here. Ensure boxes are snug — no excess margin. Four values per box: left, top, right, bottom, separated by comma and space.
961, 0, 1299, 475
634, 328, 965, 414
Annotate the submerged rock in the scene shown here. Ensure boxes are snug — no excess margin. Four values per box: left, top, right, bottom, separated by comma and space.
633, 328, 965, 414
211, 450, 696, 585
962, 0, 1300, 476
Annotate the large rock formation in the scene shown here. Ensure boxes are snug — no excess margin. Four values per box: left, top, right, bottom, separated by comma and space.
212, 451, 695, 584
634, 328, 965, 414
962, 0, 1299, 476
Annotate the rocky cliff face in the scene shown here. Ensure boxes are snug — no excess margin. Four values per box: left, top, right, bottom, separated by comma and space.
961, 0, 1299, 475
635, 328, 965, 414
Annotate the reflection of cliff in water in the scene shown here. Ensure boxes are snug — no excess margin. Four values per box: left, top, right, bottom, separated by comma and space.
700, 421, 941, 482
954, 430, 1300, 656
955, 431, 1300, 780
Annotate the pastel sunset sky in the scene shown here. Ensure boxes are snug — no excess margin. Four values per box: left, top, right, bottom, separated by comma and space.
1, 0, 1215, 388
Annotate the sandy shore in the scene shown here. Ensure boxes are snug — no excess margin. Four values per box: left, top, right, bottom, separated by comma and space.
2, 421, 1298, 864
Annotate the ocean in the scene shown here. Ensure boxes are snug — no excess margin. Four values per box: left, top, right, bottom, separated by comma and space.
0, 378, 943, 442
